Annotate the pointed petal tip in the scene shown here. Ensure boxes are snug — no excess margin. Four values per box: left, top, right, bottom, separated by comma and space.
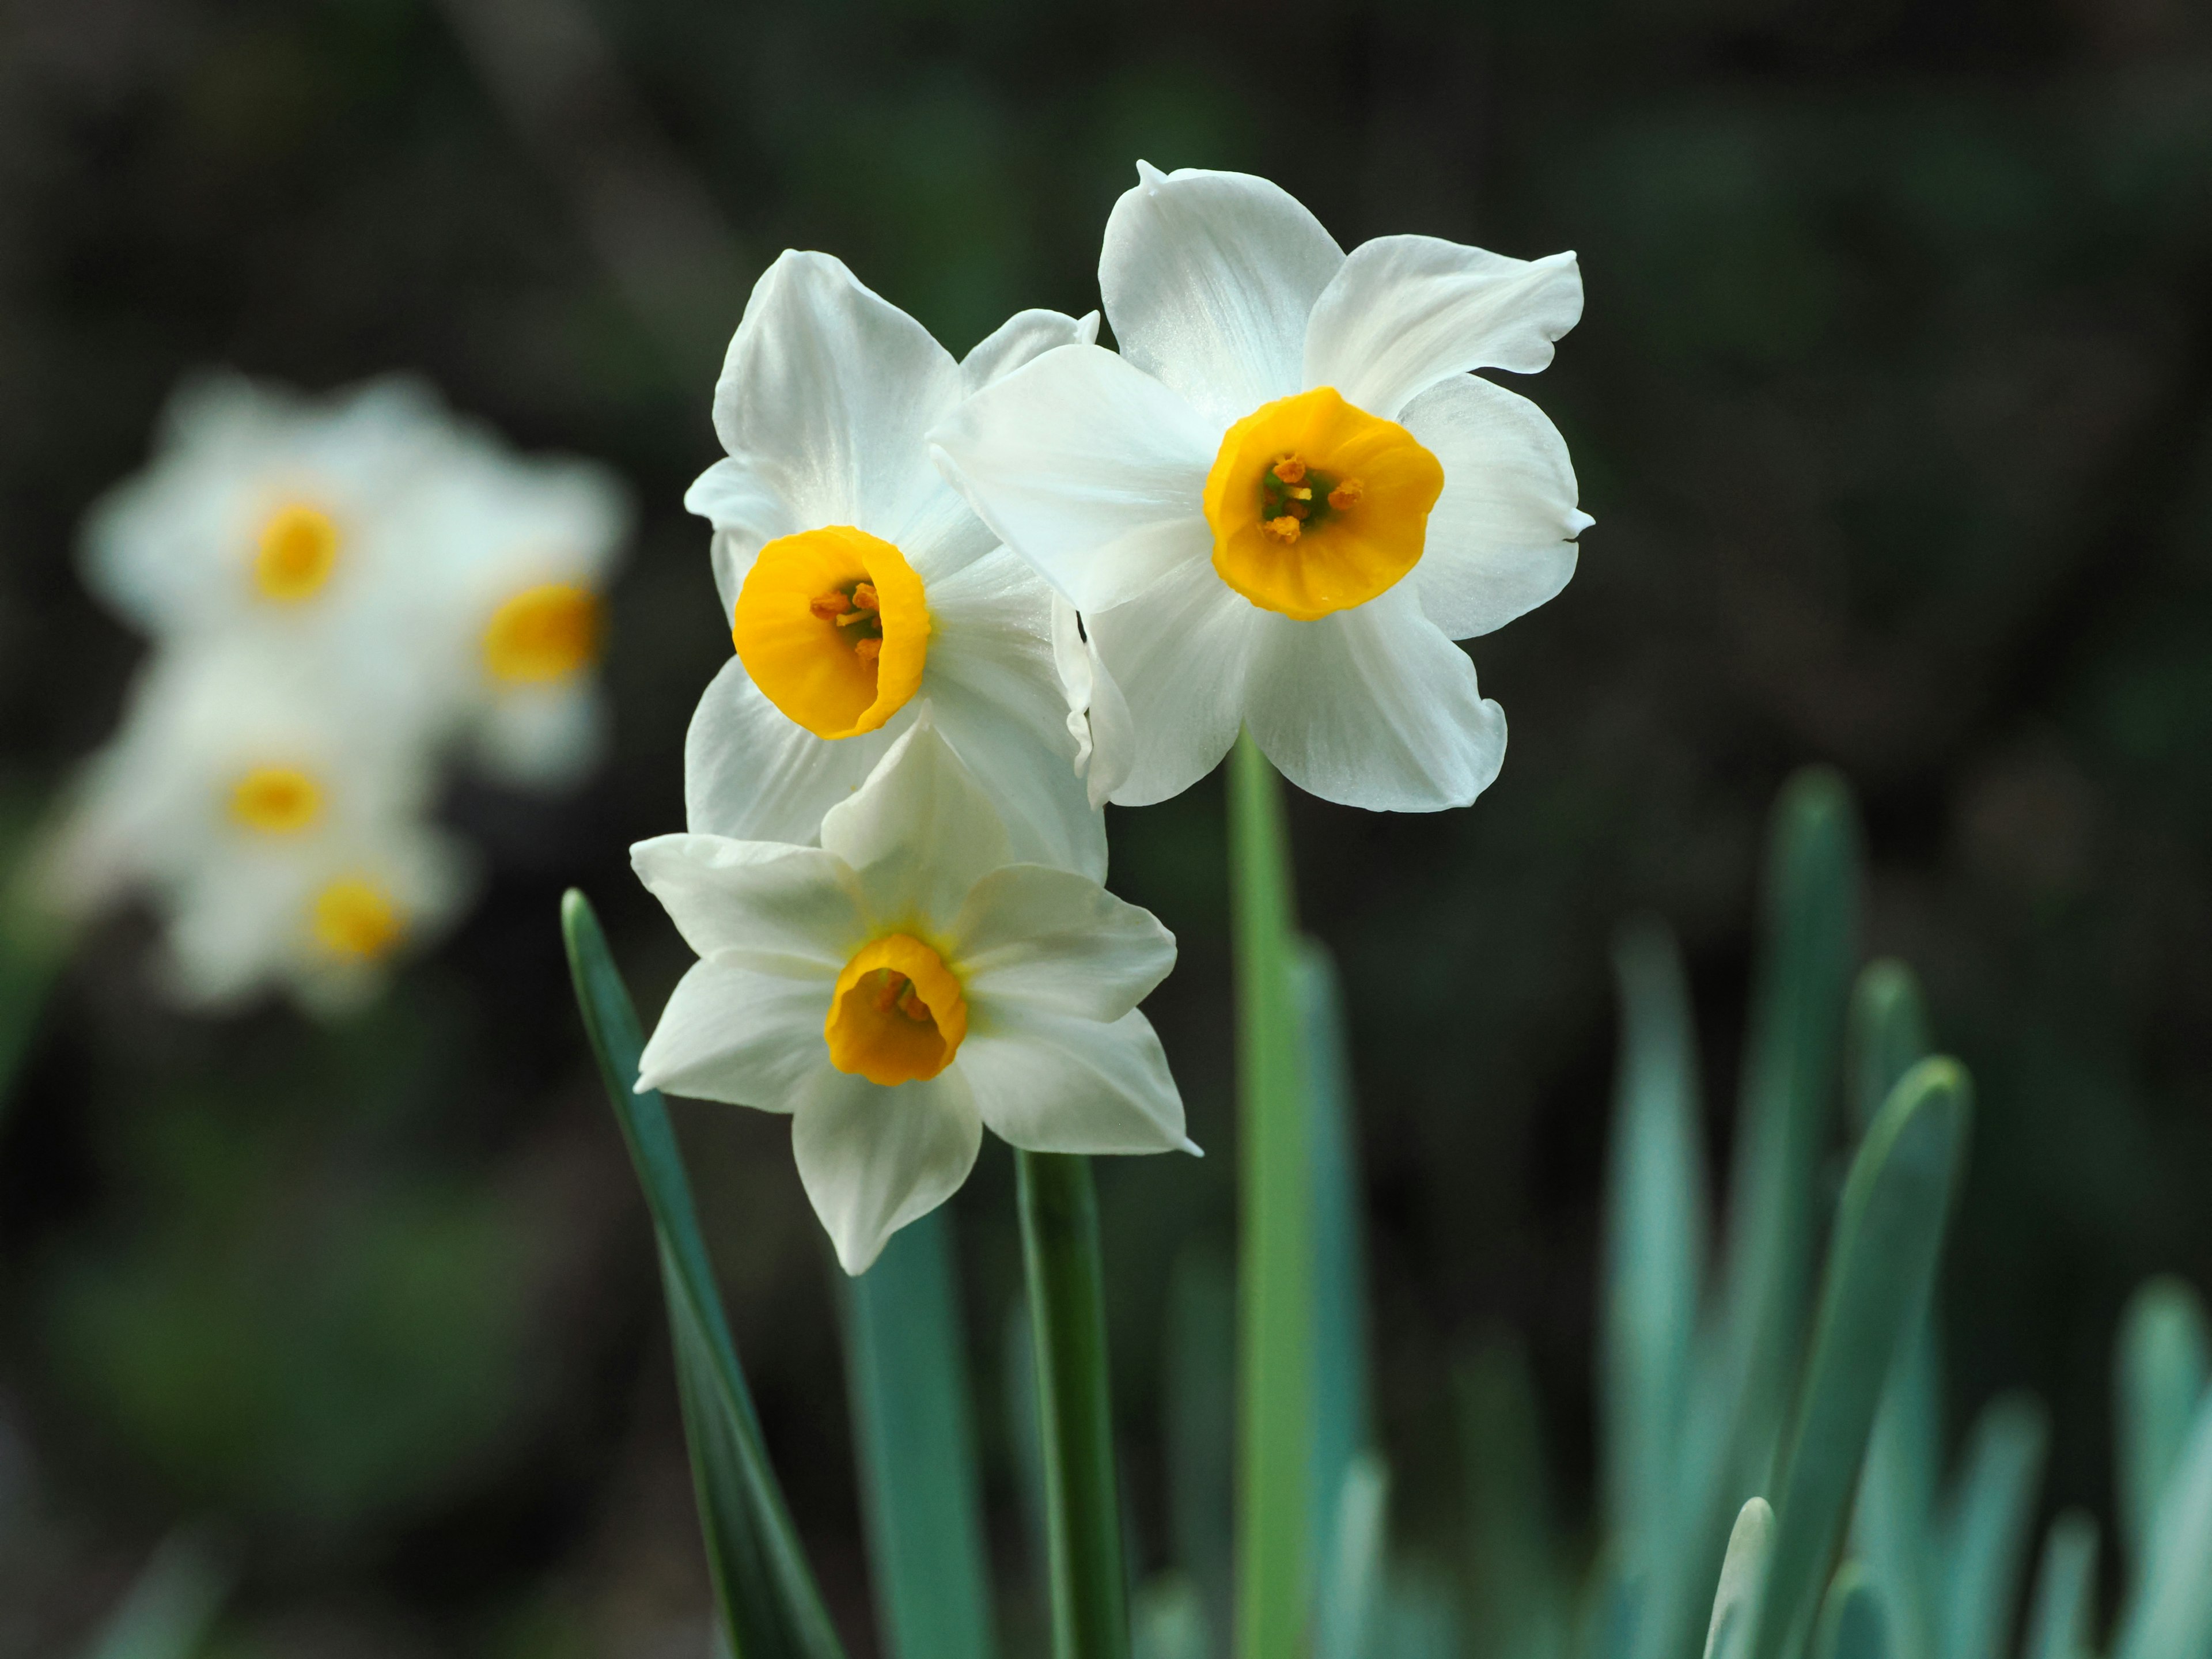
1179, 1135, 1204, 1157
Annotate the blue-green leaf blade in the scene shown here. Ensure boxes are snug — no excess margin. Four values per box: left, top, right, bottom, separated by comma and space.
562, 890, 845, 1659
1706, 1499, 1776, 1659
1812, 1567, 1889, 1659
81, 1532, 230, 1659
2114, 1276, 2210, 1584
1749, 1057, 1973, 1659
2020, 1512, 2098, 1659
2113, 1387, 2212, 1659
1601, 919, 1709, 1575
1936, 1395, 2047, 1659
842, 1209, 999, 1659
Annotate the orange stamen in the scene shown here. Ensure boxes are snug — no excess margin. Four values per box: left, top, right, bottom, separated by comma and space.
851, 582, 880, 611
1262, 516, 1302, 544
854, 637, 882, 661
810, 590, 853, 619
1272, 456, 1307, 484
1328, 478, 1365, 511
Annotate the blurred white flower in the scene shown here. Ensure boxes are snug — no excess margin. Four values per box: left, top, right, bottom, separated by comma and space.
681, 251, 1111, 880
50, 644, 475, 1014
632, 719, 1192, 1274
932, 163, 1590, 813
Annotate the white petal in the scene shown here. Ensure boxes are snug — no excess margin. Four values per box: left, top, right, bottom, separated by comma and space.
631, 833, 862, 967
1401, 373, 1588, 639
684, 654, 903, 844
710, 250, 963, 544
1100, 163, 1346, 427
925, 550, 1107, 880
961, 308, 1102, 395
930, 343, 1217, 613
684, 458, 804, 619
1303, 237, 1584, 419
635, 957, 838, 1109
957, 1005, 1186, 1156
792, 1066, 981, 1274
952, 864, 1176, 1022
1082, 556, 1263, 807
1243, 584, 1508, 812
818, 718, 1010, 930
474, 682, 607, 789
1051, 596, 1134, 810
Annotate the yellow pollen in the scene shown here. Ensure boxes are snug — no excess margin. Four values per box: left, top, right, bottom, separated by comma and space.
229, 766, 324, 834
1202, 388, 1444, 620
825, 934, 968, 1085
312, 876, 403, 961
254, 503, 341, 602
484, 582, 601, 683
731, 526, 929, 740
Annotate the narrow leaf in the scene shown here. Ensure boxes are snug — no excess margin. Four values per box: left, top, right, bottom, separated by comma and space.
1018, 1149, 1130, 1659
1228, 733, 1312, 1659
1601, 919, 1709, 1574
2020, 1512, 2097, 1659
1646, 770, 1862, 1659
1937, 1395, 2047, 1659
1749, 1058, 1973, 1659
1706, 1499, 1777, 1659
1131, 1575, 1210, 1659
1847, 963, 1940, 1659
841, 1209, 999, 1659
2113, 1276, 2210, 1581
562, 891, 845, 1659
81, 1532, 230, 1659
1313, 1454, 1389, 1659
1812, 1567, 1889, 1659
2113, 1386, 2212, 1659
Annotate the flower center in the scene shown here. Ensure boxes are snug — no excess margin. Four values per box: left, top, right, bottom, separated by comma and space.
255, 503, 341, 603
229, 766, 323, 834
484, 582, 602, 683
824, 933, 968, 1086
311, 876, 403, 960
1201, 387, 1444, 620
730, 526, 930, 740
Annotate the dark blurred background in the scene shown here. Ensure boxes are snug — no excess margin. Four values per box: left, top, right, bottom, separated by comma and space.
3, 0, 2211, 1652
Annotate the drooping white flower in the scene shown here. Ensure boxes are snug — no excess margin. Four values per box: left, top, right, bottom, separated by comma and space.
632, 718, 1192, 1274
49, 643, 475, 1014
931, 163, 1590, 812
681, 251, 1113, 880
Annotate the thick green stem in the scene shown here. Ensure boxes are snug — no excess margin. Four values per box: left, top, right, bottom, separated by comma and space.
1018, 1149, 1129, 1659
1229, 733, 1312, 1659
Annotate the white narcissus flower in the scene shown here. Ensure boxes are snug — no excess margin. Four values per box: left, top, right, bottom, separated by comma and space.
632, 719, 1193, 1274
397, 436, 633, 788
48, 644, 475, 1014
682, 251, 1113, 881
931, 163, 1590, 813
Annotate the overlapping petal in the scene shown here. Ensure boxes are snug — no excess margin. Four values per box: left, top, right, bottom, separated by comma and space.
1100, 163, 1344, 427
961, 308, 1101, 396
818, 721, 1012, 929
930, 342, 1217, 612
684, 657, 902, 846
630, 832, 861, 968
634, 959, 840, 1109
959, 1004, 1186, 1156
1302, 238, 1584, 419
1400, 373, 1589, 639
792, 1066, 982, 1274
1243, 584, 1508, 812
952, 865, 1176, 1022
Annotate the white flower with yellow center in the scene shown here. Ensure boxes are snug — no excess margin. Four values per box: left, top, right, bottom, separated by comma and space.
682, 250, 1112, 880
632, 719, 1192, 1274
49, 643, 474, 1014
81, 373, 454, 699
931, 163, 1591, 812
397, 436, 633, 787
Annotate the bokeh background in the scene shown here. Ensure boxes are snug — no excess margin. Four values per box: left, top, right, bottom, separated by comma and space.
4, 0, 2211, 1652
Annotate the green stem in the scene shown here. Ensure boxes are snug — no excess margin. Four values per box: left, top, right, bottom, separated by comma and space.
1018, 1149, 1129, 1659
1229, 732, 1312, 1659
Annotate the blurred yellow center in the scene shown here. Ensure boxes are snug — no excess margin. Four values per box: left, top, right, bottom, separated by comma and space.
730, 526, 929, 740
484, 582, 601, 683
229, 766, 323, 834
255, 503, 341, 602
1202, 387, 1444, 620
312, 876, 403, 961
824, 933, 967, 1086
